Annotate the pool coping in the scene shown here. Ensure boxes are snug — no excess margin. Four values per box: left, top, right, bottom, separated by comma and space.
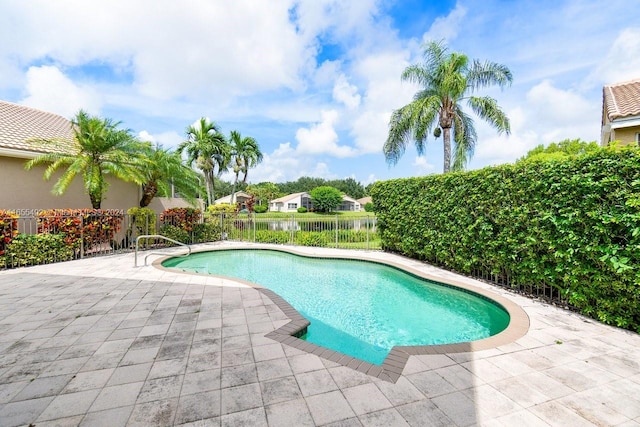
153, 245, 530, 383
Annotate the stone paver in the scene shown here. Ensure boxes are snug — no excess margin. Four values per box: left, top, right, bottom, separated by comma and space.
1, 242, 640, 426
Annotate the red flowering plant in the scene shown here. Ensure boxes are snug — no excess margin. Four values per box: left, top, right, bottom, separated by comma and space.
0, 210, 19, 256
159, 208, 201, 232
37, 209, 124, 250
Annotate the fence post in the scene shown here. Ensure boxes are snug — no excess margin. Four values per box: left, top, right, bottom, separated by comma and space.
335, 215, 338, 248
366, 216, 370, 250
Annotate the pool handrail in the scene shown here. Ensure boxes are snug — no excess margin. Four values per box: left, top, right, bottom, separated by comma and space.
134, 234, 191, 267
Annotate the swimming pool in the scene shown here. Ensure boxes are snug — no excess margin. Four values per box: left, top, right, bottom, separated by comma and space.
161, 249, 511, 365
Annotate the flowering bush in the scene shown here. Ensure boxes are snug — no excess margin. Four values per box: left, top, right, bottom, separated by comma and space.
37, 209, 124, 249
160, 208, 201, 232
0, 210, 18, 256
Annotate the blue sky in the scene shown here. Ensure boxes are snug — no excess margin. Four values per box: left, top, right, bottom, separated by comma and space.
1, 0, 639, 185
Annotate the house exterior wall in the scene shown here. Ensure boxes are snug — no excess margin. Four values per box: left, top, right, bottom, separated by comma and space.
611, 126, 640, 145
0, 156, 139, 212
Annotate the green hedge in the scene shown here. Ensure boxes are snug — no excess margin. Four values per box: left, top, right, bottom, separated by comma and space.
371, 148, 640, 332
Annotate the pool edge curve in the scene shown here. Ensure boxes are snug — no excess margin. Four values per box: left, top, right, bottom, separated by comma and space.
152, 244, 530, 383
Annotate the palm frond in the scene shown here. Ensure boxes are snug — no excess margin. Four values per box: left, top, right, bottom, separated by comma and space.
467, 96, 511, 135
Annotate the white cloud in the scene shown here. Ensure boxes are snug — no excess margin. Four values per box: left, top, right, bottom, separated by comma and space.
526, 80, 598, 142
250, 142, 337, 183
590, 28, 640, 85
473, 80, 600, 167
295, 110, 357, 157
138, 130, 182, 148
20, 66, 101, 118
349, 50, 415, 154
332, 74, 361, 109
412, 156, 436, 174
422, 3, 467, 44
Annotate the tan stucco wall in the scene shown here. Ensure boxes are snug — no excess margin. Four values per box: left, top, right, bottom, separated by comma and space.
611, 126, 640, 145
0, 156, 139, 212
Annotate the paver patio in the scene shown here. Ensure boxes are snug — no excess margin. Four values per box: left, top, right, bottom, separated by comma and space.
1, 242, 639, 426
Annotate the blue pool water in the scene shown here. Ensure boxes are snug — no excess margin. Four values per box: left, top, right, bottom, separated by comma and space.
162, 250, 510, 365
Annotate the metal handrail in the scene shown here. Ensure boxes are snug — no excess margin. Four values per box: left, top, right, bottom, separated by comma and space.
135, 234, 191, 267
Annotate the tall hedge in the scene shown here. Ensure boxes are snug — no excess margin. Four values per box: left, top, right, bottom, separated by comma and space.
371, 148, 640, 332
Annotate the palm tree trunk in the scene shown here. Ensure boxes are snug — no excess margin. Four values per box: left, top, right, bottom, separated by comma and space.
207, 170, 215, 205
140, 181, 157, 207
231, 171, 240, 204
90, 192, 101, 209
442, 127, 452, 173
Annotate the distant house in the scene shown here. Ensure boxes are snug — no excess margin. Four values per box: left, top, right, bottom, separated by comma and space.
269, 192, 313, 212
0, 100, 191, 215
339, 195, 361, 212
269, 192, 362, 212
213, 191, 253, 209
601, 79, 640, 146
357, 196, 372, 206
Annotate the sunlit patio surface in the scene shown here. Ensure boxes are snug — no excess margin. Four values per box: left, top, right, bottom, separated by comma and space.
1, 242, 639, 426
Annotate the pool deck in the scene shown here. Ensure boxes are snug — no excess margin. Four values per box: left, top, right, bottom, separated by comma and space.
0, 243, 639, 426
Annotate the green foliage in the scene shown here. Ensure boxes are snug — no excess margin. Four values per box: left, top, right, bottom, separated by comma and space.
371, 147, 640, 332
385, 40, 512, 172
192, 222, 221, 243
158, 225, 190, 245
517, 138, 601, 163
139, 145, 201, 207
294, 232, 328, 247
25, 110, 149, 209
297, 207, 308, 213
127, 207, 156, 236
2, 234, 74, 267
178, 117, 229, 205
253, 205, 268, 214
255, 230, 290, 244
246, 182, 281, 205
207, 204, 236, 215
310, 186, 343, 212
363, 202, 374, 212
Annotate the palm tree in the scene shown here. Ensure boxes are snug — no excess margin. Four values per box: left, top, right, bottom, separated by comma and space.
177, 117, 230, 205
139, 145, 202, 207
228, 130, 263, 203
25, 110, 149, 208
384, 41, 512, 173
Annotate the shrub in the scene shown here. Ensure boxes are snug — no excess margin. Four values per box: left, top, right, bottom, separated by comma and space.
192, 222, 221, 243
364, 202, 374, 212
371, 147, 640, 332
255, 230, 290, 244
0, 210, 18, 256
160, 208, 201, 232
127, 207, 156, 236
158, 224, 189, 245
207, 204, 236, 215
294, 231, 328, 247
3, 234, 74, 267
310, 186, 343, 212
297, 207, 308, 213
253, 205, 268, 214
37, 209, 124, 250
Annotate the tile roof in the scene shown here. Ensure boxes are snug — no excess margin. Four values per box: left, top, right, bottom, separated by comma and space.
603, 79, 640, 121
0, 100, 75, 155
270, 192, 309, 203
